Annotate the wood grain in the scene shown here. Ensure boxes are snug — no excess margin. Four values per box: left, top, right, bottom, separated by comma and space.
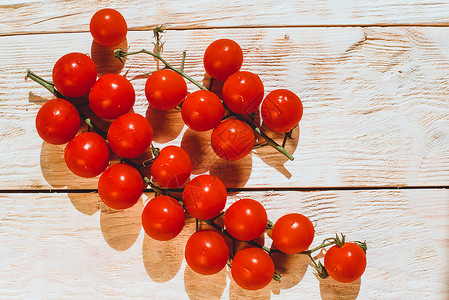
2, 27, 449, 189
0, 190, 447, 299
2, 0, 449, 36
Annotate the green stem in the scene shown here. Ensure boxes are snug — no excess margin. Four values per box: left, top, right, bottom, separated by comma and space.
203, 218, 271, 253
114, 49, 295, 161
26, 69, 63, 98
26, 70, 107, 139
26, 70, 182, 199
115, 49, 207, 91
306, 253, 328, 279
230, 112, 294, 161
180, 51, 186, 72
301, 240, 336, 255
266, 219, 274, 230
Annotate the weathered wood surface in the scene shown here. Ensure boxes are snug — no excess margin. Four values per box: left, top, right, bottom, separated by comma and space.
1, 190, 447, 299
2, 28, 448, 189
2, 1, 449, 299
2, 0, 449, 36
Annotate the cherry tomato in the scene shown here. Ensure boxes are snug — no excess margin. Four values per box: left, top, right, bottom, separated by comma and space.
107, 113, 153, 158
222, 71, 264, 115
52, 52, 97, 98
98, 163, 143, 210
181, 90, 224, 132
64, 132, 109, 178
211, 118, 255, 161
182, 175, 227, 220
271, 213, 314, 254
141, 195, 185, 241
261, 89, 303, 133
224, 198, 267, 241
185, 230, 229, 275
89, 73, 135, 119
145, 69, 187, 111
35, 98, 80, 145
203, 39, 243, 80
324, 242, 367, 283
90, 8, 127, 47
231, 247, 275, 290
151, 146, 192, 188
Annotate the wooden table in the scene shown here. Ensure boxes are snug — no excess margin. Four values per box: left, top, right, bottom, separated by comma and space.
1, 1, 448, 299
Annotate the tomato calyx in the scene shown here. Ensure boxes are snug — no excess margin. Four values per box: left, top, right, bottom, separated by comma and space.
303, 233, 368, 280
334, 233, 346, 247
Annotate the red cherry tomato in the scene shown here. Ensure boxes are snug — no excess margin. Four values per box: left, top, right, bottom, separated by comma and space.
222, 71, 264, 115
64, 132, 109, 178
151, 146, 192, 188
141, 195, 185, 241
324, 242, 367, 283
90, 8, 127, 47
107, 113, 153, 158
181, 90, 224, 132
35, 98, 80, 145
98, 163, 143, 210
271, 213, 314, 254
182, 175, 227, 220
231, 247, 275, 290
224, 198, 267, 241
145, 69, 187, 111
211, 118, 255, 161
89, 74, 135, 119
203, 39, 243, 80
185, 230, 229, 275
52, 52, 97, 98
261, 89, 303, 133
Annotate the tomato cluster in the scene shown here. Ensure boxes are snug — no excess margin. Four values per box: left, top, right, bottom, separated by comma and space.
30, 8, 367, 294
201, 39, 304, 161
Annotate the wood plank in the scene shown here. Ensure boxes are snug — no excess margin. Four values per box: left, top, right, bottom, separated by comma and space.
0, 189, 447, 298
2, 27, 449, 189
2, 0, 449, 36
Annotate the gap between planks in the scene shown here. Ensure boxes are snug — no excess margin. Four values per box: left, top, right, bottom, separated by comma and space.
1, 185, 447, 194
3, 23, 449, 37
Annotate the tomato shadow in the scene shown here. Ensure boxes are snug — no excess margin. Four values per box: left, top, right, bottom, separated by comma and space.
28, 91, 49, 105
254, 125, 300, 180
270, 248, 309, 295
319, 277, 361, 300
184, 265, 227, 300
209, 154, 252, 191
180, 128, 217, 175
203, 74, 225, 99
228, 277, 272, 300
99, 198, 143, 251
68, 192, 102, 216
39, 140, 90, 189
91, 39, 127, 77
142, 216, 195, 282
146, 105, 185, 144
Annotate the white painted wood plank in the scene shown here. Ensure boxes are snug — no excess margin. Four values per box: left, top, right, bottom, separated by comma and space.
0, 190, 447, 299
1, 0, 449, 36
1, 28, 448, 189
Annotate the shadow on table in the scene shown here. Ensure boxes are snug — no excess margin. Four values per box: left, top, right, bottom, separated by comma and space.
40, 140, 86, 189
184, 265, 227, 300
99, 198, 143, 251
68, 192, 102, 216
181, 128, 253, 191
319, 277, 361, 300
142, 216, 195, 282
146, 105, 185, 144
254, 124, 300, 180
91, 39, 127, 77
271, 250, 309, 295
